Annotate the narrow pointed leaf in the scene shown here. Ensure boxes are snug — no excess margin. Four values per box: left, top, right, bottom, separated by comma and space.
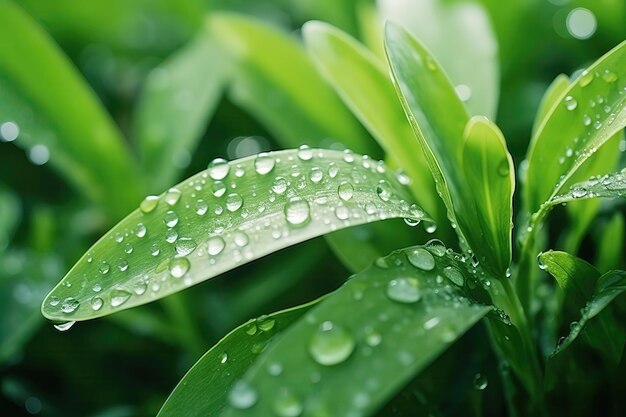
524, 40, 626, 215
41, 149, 428, 322
158, 299, 320, 417
134, 28, 227, 192
460, 116, 515, 276
378, 0, 499, 119
531, 74, 569, 137
597, 214, 624, 272
0, 2, 141, 218
218, 245, 491, 417
0, 187, 20, 250
209, 13, 376, 156
545, 167, 626, 207
302, 21, 440, 219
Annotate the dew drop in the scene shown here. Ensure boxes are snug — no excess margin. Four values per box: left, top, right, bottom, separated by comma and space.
310, 167, 323, 183
212, 181, 226, 197
297, 145, 313, 161
175, 238, 197, 256
208, 158, 230, 180
228, 380, 257, 410
443, 266, 464, 286
376, 180, 392, 202
207, 236, 225, 256
99, 261, 110, 275
308, 321, 355, 366
110, 289, 131, 307
342, 149, 355, 163
54, 321, 76, 331
335, 206, 350, 220
49, 296, 59, 306
338, 181, 354, 201
365, 202, 377, 215
395, 170, 411, 185
140, 195, 159, 213
284, 197, 310, 226
386, 277, 422, 303
424, 239, 446, 256
166, 229, 178, 243
234, 231, 249, 247
273, 389, 303, 417
254, 153, 275, 175
564, 95, 578, 111
135, 223, 147, 238
258, 316, 276, 331
61, 298, 79, 314
226, 193, 243, 212
164, 211, 179, 227
118, 259, 129, 272
497, 159, 510, 176
267, 362, 283, 376
169, 257, 190, 278
328, 163, 339, 178
195, 199, 208, 216
91, 296, 104, 311
272, 177, 288, 194
474, 373, 488, 390
579, 69, 594, 87
219, 352, 228, 364
133, 282, 147, 296
164, 188, 182, 205
407, 248, 435, 271
602, 69, 617, 83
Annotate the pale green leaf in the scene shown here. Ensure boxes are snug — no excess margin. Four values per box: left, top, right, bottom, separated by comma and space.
41, 149, 428, 322
546, 168, 626, 207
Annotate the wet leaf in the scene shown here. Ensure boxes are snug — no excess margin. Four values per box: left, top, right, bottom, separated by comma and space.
596, 214, 625, 272
41, 149, 428, 322
531, 74, 569, 138
545, 167, 626, 207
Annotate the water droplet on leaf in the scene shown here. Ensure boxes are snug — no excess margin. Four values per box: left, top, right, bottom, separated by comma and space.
309, 321, 355, 366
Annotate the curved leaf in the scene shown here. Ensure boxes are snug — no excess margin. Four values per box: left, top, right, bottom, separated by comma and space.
460, 116, 515, 276
134, 27, 227, 192
531, 74, 569, 138
209, 13, 376, 156
597, 214, 625, 272
41, 149, 428, 322
0, 2, 141, 218
545, 168, 626, 207
302, 21, 440, 220
377, 0, 499, 119
158, 299, 320, 417
524, 40, 626, 215
385, 23, 513, 277
218, 244, 491, 417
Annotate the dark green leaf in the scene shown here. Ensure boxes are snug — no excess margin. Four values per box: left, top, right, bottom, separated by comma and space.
0, 186, 20, 251
42, 149, 428, 322
546, 167, 626, 207
596, 214, 625, 272
531, 74, 569, 138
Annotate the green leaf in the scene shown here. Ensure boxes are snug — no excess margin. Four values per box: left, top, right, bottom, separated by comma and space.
545, 167, 626, 208
41, 149, 428, 322
0, 2, 141, 218
524, 40, 626, 215
218, 244, 491, 417
385, 24, 513, 277
302, 21, 440, 220
134, 26, 227, 192
596, 214, 625, 272
158, 299, 320, 417
378, 0, 499, 119
551, 270, 626, 359
460, 116, 515, 277
531, 74, 569, 138
538, 251, 624, 362
209, 13, 376, 156
0, 186, 20, 251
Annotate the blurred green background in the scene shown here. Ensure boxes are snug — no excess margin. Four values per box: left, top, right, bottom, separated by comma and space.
0, 0, 624, 415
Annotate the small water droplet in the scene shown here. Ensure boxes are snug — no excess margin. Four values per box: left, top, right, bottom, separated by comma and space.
601, 69, 617, 83
284, 198, 310, 226
110, 289, 131, 307
328, 163, 339, 178
564, 95, 578, 111
308, 321, 355, 366
579, 69, 594, 87
254, 153, 275, 175
335, 206, 350, 220
443, 266, 464, 286
376, 180, 392, 202
175, 238, 197, 256
169, 257, 190, 278
424, 239, 446, 256
228, 380, 258, 410
474, 373, 488, 390
207, 236, 225, 256
195, 199, 208, 215
135, 223, 147, 238
133, 282, 147, 295
140, 195, 159, 213
387, 277, 422, 303
395, 170, 411, 185
407, 248, 435, 271
267, 362, 283, 376
297, 145, 313, 161
49, 296, 59, 306
164, 188, 182, 205
208, 158, 230, 180
310, 167, 323, 183
258, 316, 276, 331
118, 259, 129, 272
338, 181, 354, 201
272, 177, 288, 194
60, 297, 80, 314
234, 231, 249, 247
91, 296, 103, 311
219, 352, 228, 364
164, 211, 179, 227
273, 389, 303, 417
54, 321, 76, 331
212, 181, 226, 197
226, 193, 243, 212
498, 159, 510, 176
99, 261, 110, 275
166, 228, 178, 243
342, 149, 354, 163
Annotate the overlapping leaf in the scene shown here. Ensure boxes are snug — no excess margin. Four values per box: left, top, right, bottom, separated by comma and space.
42, 149, 427, 322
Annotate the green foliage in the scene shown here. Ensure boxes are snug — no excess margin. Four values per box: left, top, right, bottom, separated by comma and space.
1, 1, 625, 416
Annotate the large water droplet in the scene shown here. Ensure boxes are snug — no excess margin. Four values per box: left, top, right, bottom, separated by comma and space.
407, 248, 435, 271
564, 95, 578, 111
226, 193, 243, 212
166, 229, 178, 243
140, 195, 159, 213
308, 321, 355, 366
164, 188, 182, 205
338, 181, 354, 201
310, 167, 323, 183
254, 153, 275, 175
195, 199, 208, 216
601, 69, 617, 83
443, 266, 464, 286
169, 257, 190, 278
135, 223, 147, 238
212, 181, 226, 197
54, 321, 76, 331
284, 197, 310, 226
208, 158, 230, 180
110, 289, 131, 307
376, 180, 392, 202
579, 69, 594, 87
273, 389, 303, 417
228, 380, 257, 410
234, 231, 249, 247
297, 145, 313, 161
164, 211, 179, 227
387, 277, 422, 303
91, 296, 103, 311
60, 297, 80, 314
207, 236, 225, 256
335, 206, 350, 220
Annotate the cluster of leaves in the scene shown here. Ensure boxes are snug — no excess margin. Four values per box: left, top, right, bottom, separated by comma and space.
1, 0, 625, 416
